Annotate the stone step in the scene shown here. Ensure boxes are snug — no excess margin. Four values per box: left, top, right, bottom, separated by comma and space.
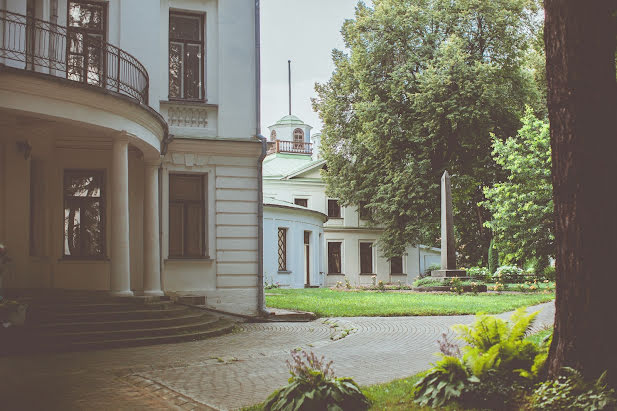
33, 311, 208, 333
32, 315, 225, 342
28, 300, 175, 314
64, 321, 235, 351
1, 320, 235, 354
29, 305, 191, 324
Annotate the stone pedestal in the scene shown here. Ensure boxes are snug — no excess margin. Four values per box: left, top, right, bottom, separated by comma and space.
431, 269, 468, 278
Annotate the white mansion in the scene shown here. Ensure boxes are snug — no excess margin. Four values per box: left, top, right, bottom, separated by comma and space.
0, 0, 264, 315
263, 114, 440, 288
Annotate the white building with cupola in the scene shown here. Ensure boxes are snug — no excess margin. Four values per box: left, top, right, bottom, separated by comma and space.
263, 113, 440, 288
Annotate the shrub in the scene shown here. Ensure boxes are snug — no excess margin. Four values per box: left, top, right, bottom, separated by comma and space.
529, 367, 617, 410
264, 350, 369, 411
488, 238, 499, 274
414, 308, 547, 408
424, 263, 441, 276
467, 266, 491, 282
541, 265, 556, 281
344, 277, 351, 289
493, 265, 525, 283
450, 278, 464, 295
413, 277, 444, 287
377, 280, 385, 291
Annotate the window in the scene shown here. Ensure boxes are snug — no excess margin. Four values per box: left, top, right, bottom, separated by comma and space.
67, 1, 107, 86
169, 12, 204, 100
360, 242, 373, 274
169, 174, 205, 258
328, 242, 342, 274
294, 198, 308, 207
390, 256, 403, 274
278, 227, 287, 271
359, 201, 371, 220
63, 170, 105, 258
327, 199, 341, 218
293, 128, 305, 149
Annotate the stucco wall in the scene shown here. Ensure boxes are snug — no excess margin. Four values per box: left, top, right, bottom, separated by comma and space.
263, 206, 325, 288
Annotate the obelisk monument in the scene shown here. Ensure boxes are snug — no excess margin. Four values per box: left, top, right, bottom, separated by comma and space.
432, 171, 466, 278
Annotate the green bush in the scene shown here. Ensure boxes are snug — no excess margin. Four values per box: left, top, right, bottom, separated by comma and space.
493, 265, 525, 283
467, 266, 491, 282
541, 265, 556, 281
488, 238, 499, 274
264, 350, 369, 411
529, 367, 616, 410
413, 277, 444, 287
413, 308, 547, 408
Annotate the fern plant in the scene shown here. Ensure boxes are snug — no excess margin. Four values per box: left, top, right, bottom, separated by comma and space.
414, 308, 548, 408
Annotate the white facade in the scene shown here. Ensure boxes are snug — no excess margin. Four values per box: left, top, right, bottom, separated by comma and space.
0, 0, 262, 315
263, 115, 440, 288
263, 198, 326, 288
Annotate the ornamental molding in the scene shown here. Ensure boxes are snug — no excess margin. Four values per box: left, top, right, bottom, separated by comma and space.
167, 105, 209, 128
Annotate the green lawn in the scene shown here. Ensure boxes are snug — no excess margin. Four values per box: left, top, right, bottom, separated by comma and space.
266, 288, 555, 317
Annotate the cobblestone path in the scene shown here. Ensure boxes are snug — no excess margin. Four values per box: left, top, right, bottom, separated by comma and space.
0, 302, 554, 410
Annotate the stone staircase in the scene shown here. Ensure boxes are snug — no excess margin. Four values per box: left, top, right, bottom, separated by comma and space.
0, 292, 236, 354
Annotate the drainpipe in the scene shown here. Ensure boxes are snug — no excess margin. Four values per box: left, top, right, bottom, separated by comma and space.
255, 0, 267, 316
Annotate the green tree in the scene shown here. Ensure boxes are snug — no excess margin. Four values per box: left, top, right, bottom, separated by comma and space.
481, 109, 553, 269
488, 237, 499, 274
313, 0, 542, 264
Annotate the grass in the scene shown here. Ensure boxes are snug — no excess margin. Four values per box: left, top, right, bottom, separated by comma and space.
265, 288, 555, 317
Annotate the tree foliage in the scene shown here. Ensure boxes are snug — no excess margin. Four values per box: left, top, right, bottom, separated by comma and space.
313, 0, 543, 263
481, 109, 553, 268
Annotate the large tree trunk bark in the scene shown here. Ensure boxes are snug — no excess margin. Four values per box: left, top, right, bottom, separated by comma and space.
544, 1, 617, 385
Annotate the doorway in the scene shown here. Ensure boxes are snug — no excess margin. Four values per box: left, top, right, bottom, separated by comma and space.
304, 231, 310, 286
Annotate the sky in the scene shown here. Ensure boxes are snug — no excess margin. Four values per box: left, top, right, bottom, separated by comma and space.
260, 0, 366, 135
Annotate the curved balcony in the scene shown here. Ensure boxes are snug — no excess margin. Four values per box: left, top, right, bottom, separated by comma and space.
0, 9, 149, 105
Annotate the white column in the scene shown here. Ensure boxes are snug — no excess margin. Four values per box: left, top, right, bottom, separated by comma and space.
110, 134, 132, 296
143, 161, 162, 296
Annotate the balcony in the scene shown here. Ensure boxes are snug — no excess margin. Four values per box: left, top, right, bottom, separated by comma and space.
267, 140, 313, 155
0, 9, 149, 105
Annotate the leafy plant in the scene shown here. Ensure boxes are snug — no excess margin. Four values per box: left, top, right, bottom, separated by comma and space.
344, 277, 351, 289
493, 265, 525, 283
529, 367, 617, 410
488, 238, 500, 274
377, 280, 385, 291
450, 278, 465, 295
264, 276, 281, 290
414, 355, 478, 408
467, 266, 491, 282
414, 308, 547, 408
264, 351, 369, 411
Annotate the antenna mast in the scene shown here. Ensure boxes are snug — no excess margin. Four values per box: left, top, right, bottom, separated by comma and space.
288, 60, 292, 115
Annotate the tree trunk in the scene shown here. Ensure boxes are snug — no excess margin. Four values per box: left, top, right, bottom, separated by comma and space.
544, 1, 617, 385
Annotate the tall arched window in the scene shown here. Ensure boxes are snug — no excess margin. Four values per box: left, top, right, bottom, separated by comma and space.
293, 128, 304, 150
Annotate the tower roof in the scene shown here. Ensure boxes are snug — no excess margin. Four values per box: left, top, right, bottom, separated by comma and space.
270, 114, 313, 129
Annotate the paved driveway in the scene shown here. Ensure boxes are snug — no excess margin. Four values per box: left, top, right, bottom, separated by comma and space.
0, 302, 554, 411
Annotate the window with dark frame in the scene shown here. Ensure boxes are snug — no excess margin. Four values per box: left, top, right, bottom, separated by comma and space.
390, 256, 403, 274
63, 170, 105, 258
328, 242, 342, 274
359, 201, 371, 220
169, 174, 206, 258
278, 227, 287, 271
294, 198, 308, 207
327, 199, 341, 218
293, 128, 304, 149
360, 242, 373, 274
67, 0, 107, 86
169, 11, 205, 100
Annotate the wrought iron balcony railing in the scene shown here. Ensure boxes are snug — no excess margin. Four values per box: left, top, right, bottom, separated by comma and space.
0, 9, 149, 105
267, 139, 313, 155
